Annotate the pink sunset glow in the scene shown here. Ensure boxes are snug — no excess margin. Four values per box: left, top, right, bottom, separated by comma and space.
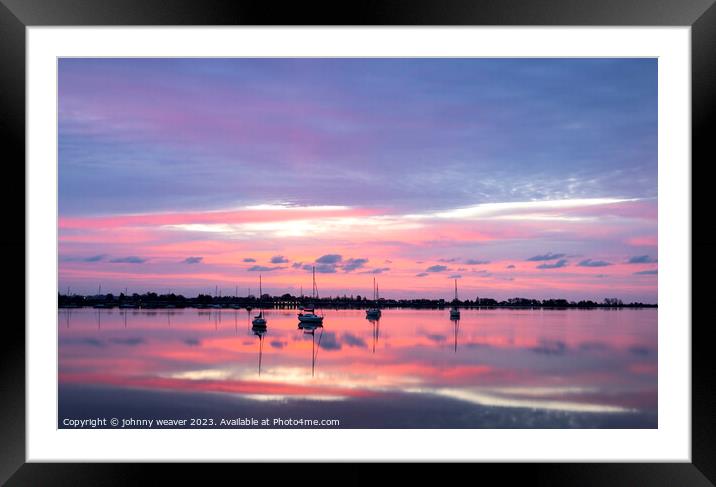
59, 197, 657, 301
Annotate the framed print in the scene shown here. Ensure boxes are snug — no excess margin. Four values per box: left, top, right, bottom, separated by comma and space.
2, 0, 714, 483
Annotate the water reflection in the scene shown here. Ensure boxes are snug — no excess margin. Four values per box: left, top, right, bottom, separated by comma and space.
366, 315, 380, 354
251, 322, 267, 376
59, 308, 657, 427
298, 321, 324, 377
451, 318, 460, 353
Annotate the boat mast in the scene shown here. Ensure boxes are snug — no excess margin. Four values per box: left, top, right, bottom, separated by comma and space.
312, 266, 322, 314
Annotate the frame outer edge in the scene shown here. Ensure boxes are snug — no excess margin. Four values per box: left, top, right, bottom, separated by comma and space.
0, 0, 715, 26
692, 0, 716, 484
2, 0, 715, 483
0, 0, 27, 485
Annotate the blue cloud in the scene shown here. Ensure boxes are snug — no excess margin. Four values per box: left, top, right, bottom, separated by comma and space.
634, 269, 657, 275
426, 265, 448, 272
109, 256, 147, 264
527, 252, 566, 261
342, 258, 368, 272
304, 263, 337, 274
182, 256, 203, 264
108, 337, 144, 346
577, 259, 611, 267
270, 255, 289, 264
465, 259, 490, 265
84, 254, 107, 262
316, 254, 342, 264
243, 258, 256, 262
361, 267, 390, 274
628, 255, 657, 264
537, 259, 568, 269
416, 272, 429, 277
248, 265, 285, 272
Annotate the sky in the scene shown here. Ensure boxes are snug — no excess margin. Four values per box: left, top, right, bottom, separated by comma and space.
58, 58, 658, 302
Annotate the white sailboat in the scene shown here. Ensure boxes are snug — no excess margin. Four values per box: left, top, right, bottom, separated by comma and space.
298, 267, 324, 325
366, 277, 382, 318
252, 275, 267, 327
450, 279, 461, 319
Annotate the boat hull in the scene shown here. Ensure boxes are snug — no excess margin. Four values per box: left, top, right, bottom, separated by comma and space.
298, 314, 324, 324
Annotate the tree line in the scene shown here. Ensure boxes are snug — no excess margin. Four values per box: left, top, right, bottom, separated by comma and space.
58, 292, 654, 309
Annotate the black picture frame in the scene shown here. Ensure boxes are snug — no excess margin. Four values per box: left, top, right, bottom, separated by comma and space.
1, 0, 713, 483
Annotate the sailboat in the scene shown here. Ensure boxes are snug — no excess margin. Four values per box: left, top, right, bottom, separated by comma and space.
449, 279, 461, 319
366, 277, 381, 318
245, 287, 253, 313
298, 267, 324, 324
251, 275, 267, 327
231, 285, 242, 309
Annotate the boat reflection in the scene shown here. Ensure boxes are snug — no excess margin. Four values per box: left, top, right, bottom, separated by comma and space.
451, 317, 460, 353
251, 321, 268, 376
298, 321, 324, 377
366, 315, 380, 354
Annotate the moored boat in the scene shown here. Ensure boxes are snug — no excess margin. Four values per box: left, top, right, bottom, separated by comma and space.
252, 275, 268, 327
449, 279, 461, 319
365, 277, 382, 318
298, 267, 324, 324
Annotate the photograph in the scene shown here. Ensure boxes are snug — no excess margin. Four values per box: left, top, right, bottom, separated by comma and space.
56, 57, 659, 430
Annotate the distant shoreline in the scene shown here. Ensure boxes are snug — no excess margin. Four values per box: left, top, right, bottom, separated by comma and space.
58, 293, 657, 310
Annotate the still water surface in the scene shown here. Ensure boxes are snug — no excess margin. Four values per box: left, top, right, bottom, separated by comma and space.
58, 308, 657, 428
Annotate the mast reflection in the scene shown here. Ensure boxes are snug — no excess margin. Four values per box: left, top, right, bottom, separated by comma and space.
251, 321, 268, 376
451, 318, 460, 353
367, 315, 380, 354
298, 321, 324, 377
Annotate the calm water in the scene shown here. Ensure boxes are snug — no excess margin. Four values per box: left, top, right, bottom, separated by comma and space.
58, 307, 657, 428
